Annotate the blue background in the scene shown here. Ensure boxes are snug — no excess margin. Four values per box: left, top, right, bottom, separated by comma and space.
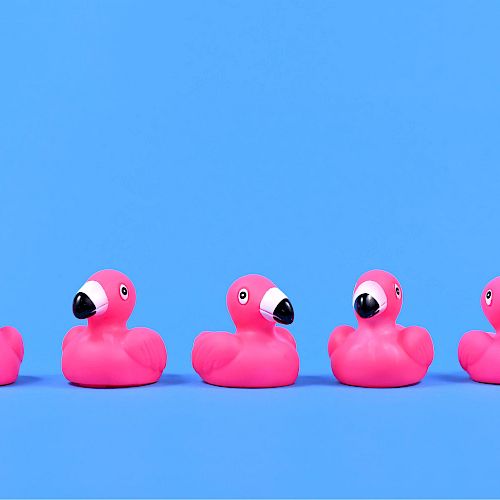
1, 1, 499, 498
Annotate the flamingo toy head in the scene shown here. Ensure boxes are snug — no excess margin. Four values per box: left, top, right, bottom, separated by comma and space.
480, 277, 500, 330
352, 270, 402, 323
226, 274, 294, 329
72, 269, 136, 324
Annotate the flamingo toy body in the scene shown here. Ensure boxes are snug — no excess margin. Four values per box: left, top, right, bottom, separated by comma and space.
459, 277, 500, 383
192, 274, 298, 388
328, 270, 433, 388
62, 269, 167, 388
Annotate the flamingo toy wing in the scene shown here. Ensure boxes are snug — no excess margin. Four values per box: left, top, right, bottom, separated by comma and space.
275, 327, 297, 348
328, 325, 355, 358
458, 330, 493, 371
124, 328, 167, 373
399, 326, 434, 367
62, 326, 86, 351
192, 332, 240, 376
0, 326, 24, 362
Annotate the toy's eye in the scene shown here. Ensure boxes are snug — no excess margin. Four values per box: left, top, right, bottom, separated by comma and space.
486, 289, 493, 306
394, 284, 402, 299
120, 284, 129, 300
238, 288, 249, 305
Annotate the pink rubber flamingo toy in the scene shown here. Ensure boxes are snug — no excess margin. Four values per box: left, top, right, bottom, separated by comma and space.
328, 270, 433, 388
192, 274, 298, 388
0, 325, 23, 386
459, 277, 500, 383
62, 269, 167, 387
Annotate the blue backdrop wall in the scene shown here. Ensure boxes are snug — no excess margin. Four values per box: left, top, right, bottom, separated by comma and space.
1, 1, 499, 498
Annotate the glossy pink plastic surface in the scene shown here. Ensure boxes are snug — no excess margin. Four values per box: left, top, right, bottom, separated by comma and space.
328, 270, 434, 388
0, 326, 23, 385
459, 277, 500, 383
62, 270, 167, 388
192, 274, 299, 388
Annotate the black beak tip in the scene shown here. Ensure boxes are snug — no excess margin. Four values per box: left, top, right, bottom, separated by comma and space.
73, 292, 97, 320
273, 298, 294, 325
354, 293, 380, 319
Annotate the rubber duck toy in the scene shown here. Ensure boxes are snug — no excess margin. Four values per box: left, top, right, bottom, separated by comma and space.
192, 274, 298, 388
328, 270, 433, 388
0, 325, 23, 386
62, 269, 167, 388
459, 277, 500, 383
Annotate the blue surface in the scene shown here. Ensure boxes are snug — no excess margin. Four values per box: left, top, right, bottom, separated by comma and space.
1, 0, 500, 498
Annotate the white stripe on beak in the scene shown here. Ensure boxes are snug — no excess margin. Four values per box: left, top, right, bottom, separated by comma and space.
260, 287, 287, 322
78, 280, 109, 315
352, 280, 387, 313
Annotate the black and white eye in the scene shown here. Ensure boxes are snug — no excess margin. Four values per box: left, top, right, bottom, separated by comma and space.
238, 288, 249, 305
120, 284, 129, 300
394, 284, 402, 299
486, 289, 493, 306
